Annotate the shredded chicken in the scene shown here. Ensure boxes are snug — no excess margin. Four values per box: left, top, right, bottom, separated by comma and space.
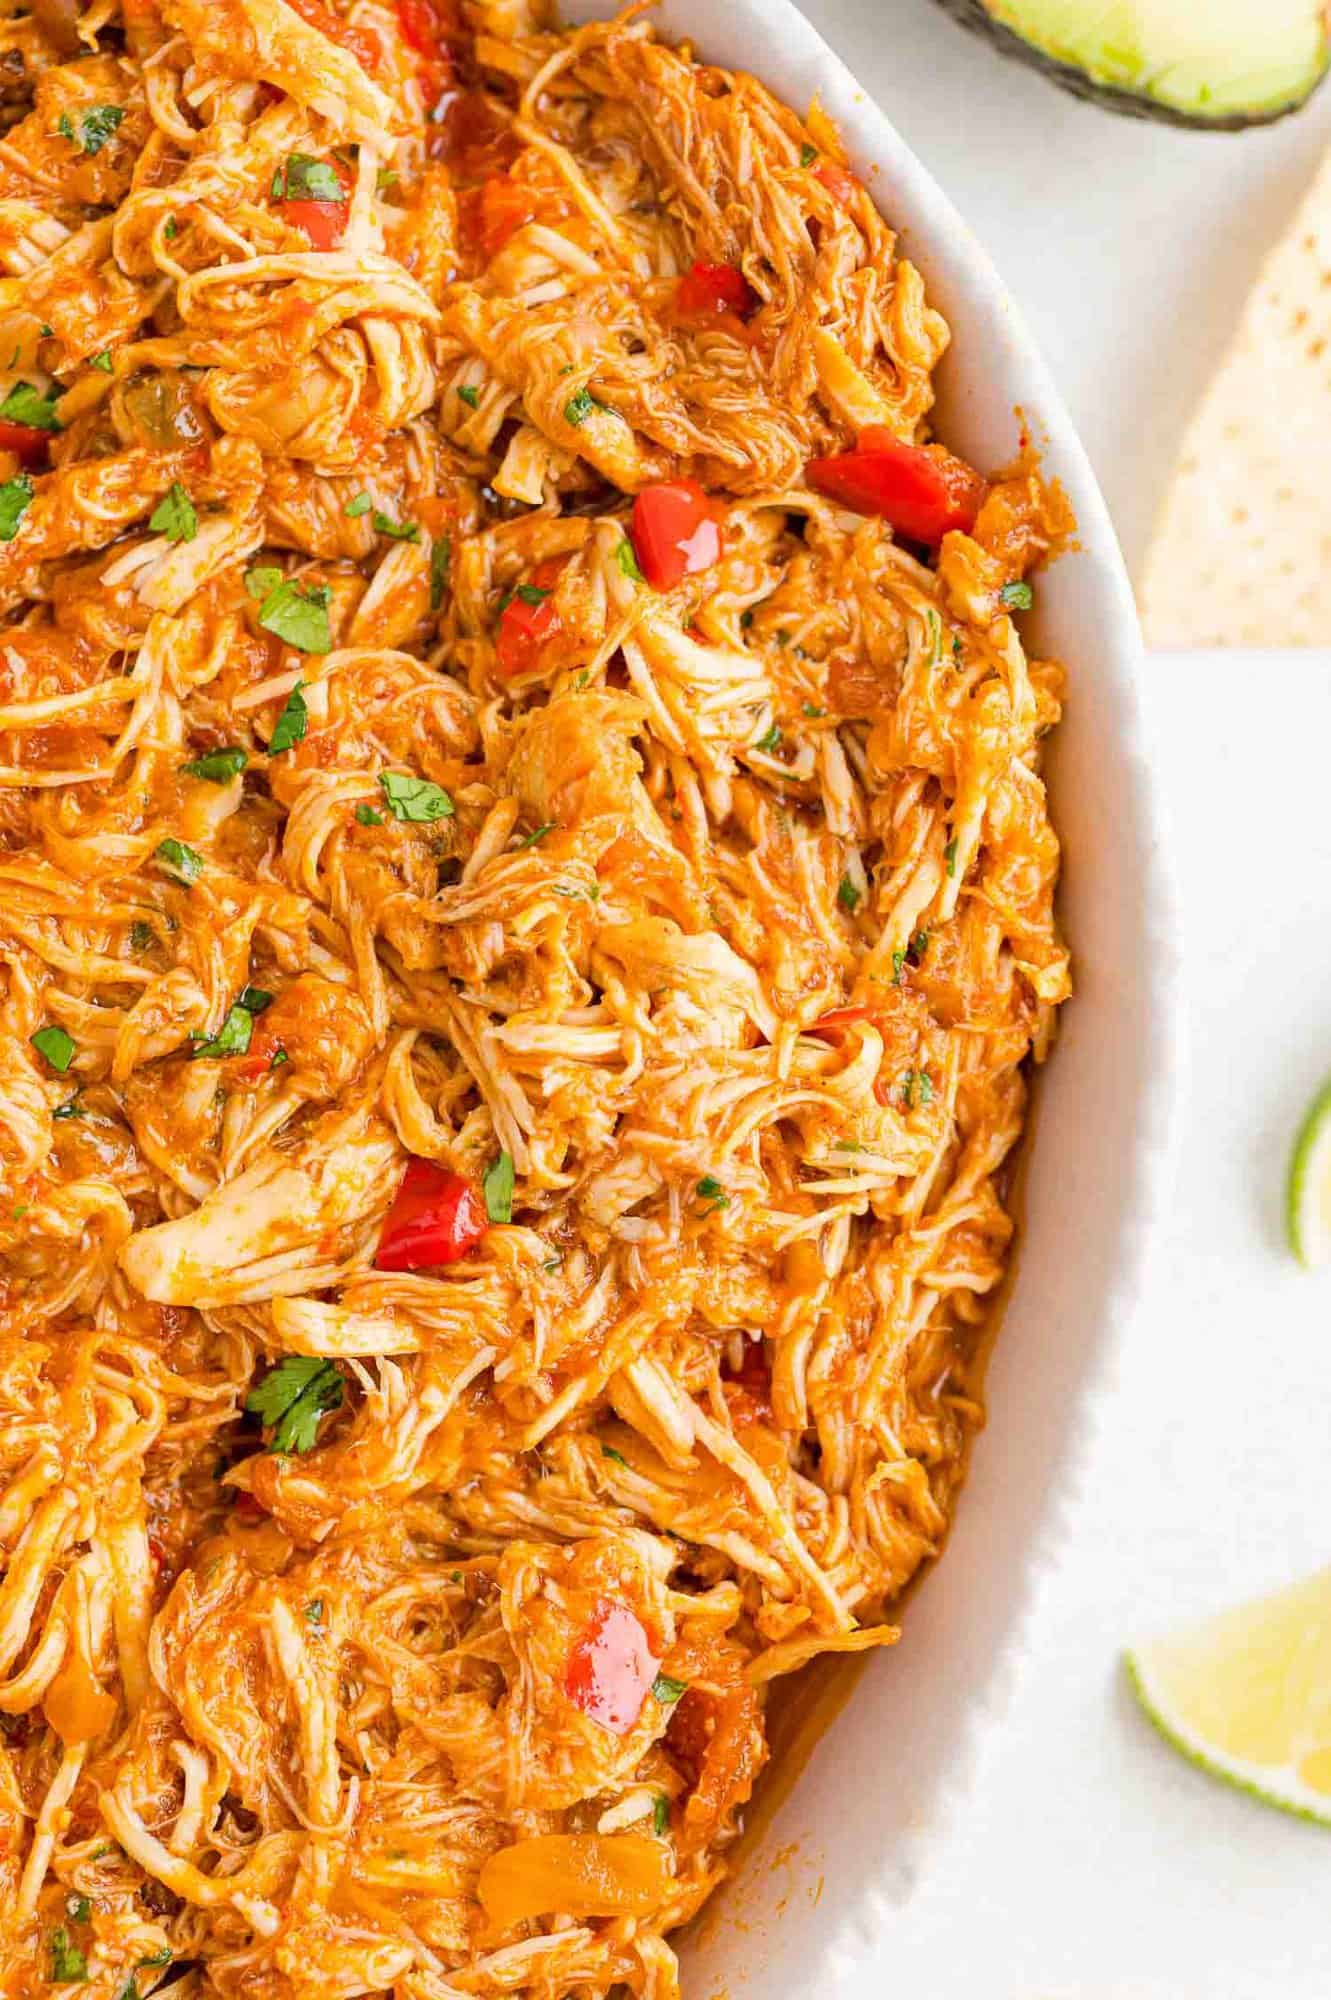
0, 3, 1072, 1998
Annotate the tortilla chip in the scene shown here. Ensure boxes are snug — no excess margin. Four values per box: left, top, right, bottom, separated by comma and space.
1141, 147, 1331, 648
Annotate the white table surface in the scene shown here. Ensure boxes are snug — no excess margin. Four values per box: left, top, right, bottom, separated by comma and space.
785, 5, 1331, 1995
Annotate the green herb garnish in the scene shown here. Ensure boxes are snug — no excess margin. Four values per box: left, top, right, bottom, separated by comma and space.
354, 803, 383, 825
379, 771, 453, 822
944, 837, 958, 878
518, 822, 554, 848
601, 1444, 628, 1467
696, 1175, 729, 1211
245, 1355, 344, 1454
836, 875, 861, 913
272, 154, 344, 203
755, 723, 781, 753
483, 1150, 514, 1223
372, 509, 419, 542
999, 579, 1033, 611
615, 538, 644, 583
181, 745, 245, 783
0, 381, 60, 432
149, 482, 196, 543
563, 387, 598, 426
75, 105, 124, 157
651, 1672, 687, 1704
800, 143, 818, 167
653, 1795, 669, 1835
49, 1929, 87, 1983
90, 350, 113, 372
155, 838, 203, 885
268, 683, 308, 754
259, 581, 331, 655
0, 473, 33, 542
456, 384, 480, 408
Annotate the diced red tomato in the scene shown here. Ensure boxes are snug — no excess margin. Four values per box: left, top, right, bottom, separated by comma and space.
283, 0, 380, 72
0, 420, 50, 467
814, 162, 859, 208
277, 156, 352, 252
281, 198, 346, 250
565, 1599, 660, 1736
807, 426, 987, 543
495, 557, 567, 677
675, 261, 758, 321
629, 481, 723, 592
497, 591, 558, 678
232, 1029, 283, 1082
460, 176, 538, 261
374, 1158, 487, 1271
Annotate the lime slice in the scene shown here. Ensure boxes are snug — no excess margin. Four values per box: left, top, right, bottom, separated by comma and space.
1125, 1570, 1331, 1826
1286, 1076, 1331, 1265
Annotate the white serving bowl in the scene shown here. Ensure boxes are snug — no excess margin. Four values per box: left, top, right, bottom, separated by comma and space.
570, 0, 1182, 1988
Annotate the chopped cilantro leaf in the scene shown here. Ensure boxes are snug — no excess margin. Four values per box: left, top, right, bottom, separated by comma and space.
696, 1174, 729, 1210
517, 822, 554, 848
344, 491, 372, 518
355, 803, 383, 825
31, 1026, 76, 1074
154, 838, 203, 885
379, 771, 454, 822
615, 538, 644, 582
259, 581, 331, 655
77, 106, 124, 157
181, 745, 245, 783
0, 473, 33, 542
244, 565, 282, 600
900, 1069, 934, 1110
372, 509, 419, 542
245, 1355, 344, 1455
238, 985, 272, 1014
653, 1795, 669, 1835
193, 1004, 253, 1060
800, 143, 818, 166
1000, 579, 1033, 611
90, 350, 113, 372
273, 154, 343, 202
944, 837, 958, 878
456, 384, 480, 408
837, 874, 861, 913
49, 1929, 87, 1983
601, 1444, 628, 1467
268, 683, 308, 755
651, 1672, 687, 1704
149, 482, 196, 543
563, 387, 598, 426
755, 723, 781, 753
483, 1150, 514, 1223
0, 381, 60, 432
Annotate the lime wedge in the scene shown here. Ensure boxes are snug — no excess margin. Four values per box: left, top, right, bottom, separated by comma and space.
1287, 1076, 1331, 1265
1125, 1570, 1331, 1826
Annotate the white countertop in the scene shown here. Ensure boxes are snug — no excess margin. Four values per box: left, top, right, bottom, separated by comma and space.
789, 6, 1331, 1995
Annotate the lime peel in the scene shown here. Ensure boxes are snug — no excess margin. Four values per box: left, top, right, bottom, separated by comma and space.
1125, 1568, 1331, 1828
1286, 1074, 1331, 1265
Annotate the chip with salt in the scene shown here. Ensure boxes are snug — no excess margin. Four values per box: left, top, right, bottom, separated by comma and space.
1142, 146, 1331, 648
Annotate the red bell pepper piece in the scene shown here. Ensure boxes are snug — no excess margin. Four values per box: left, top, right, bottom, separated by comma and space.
375, 1158, 486, 1271
629, 481, 723, 591
814, 163, 859, 208
675, 261, 758, 321
806, 426, 986, 543
0, 420, 50, 467
564, 1598, 659, 1736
